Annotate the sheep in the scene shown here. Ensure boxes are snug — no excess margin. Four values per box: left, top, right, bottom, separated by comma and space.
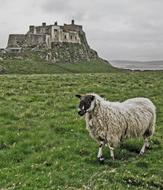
76, 93, 156, 162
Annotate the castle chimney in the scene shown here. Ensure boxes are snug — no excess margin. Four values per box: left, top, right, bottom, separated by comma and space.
54, 21, 58, 26
71, 19, 75, 25
42, 22, 46, 27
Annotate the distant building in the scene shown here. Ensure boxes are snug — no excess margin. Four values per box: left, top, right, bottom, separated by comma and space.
7, 20, 82, 49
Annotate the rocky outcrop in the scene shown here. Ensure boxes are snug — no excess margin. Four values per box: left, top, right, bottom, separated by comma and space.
49, 42, 98, 63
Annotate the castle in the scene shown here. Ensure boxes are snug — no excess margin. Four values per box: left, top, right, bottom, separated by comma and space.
6, 20, 98, 63
7, 20, 83, 49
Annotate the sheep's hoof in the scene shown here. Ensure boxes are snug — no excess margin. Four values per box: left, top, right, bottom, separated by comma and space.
146, 143, 150, 149
98, 156, 105, 164
139, 151, 144, 155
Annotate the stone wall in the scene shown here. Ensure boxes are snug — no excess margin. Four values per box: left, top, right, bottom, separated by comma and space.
62, 24, 82, 32
26, 23, 81, 44
25, 34, 48, 48
7, 34, 26, 47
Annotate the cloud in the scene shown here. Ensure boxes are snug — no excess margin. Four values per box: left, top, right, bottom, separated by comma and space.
42, 0, 71, 12
0, 0, 163, 60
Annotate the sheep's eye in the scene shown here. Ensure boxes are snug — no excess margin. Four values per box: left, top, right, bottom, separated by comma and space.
84, 102, 91, 110
79, 101, 85, 110
82, 105, 85, 110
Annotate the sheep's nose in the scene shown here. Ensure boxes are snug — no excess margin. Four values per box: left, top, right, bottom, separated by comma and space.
77, 106, 81, 111
78, 110, 85, 116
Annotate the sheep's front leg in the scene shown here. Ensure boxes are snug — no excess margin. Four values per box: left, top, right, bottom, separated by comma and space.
140, 138, 150, 155
108, 144, 115, 160
97, 141, 105, 163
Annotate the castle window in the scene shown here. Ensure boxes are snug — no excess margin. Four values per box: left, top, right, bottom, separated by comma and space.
70, 35, 73, 40
54, 29, 58, 32
64, 35, 67, 39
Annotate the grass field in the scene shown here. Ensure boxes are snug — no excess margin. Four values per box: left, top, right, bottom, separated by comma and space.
0, 71, 163, 189
0, 55, 118, 74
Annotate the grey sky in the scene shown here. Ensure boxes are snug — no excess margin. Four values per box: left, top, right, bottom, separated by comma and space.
0, 0, 163, 61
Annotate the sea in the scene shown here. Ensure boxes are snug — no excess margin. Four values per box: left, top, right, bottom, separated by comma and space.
110, 61, 163, 71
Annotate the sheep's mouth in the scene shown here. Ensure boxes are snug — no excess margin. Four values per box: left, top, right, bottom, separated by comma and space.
78, 110, 86, 116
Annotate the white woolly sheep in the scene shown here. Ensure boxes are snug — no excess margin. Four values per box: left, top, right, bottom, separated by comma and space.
76, 93, 156, 162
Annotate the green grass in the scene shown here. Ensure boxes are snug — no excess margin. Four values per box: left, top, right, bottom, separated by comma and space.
0, 53, 118, 74
0, 72, 163, 189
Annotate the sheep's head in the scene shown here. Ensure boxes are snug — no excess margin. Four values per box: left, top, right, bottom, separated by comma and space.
75, 94, 95, 116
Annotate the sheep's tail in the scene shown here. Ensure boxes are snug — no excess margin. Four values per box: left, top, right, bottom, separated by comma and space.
150, 116, 156, 137
145, 106, 156, 138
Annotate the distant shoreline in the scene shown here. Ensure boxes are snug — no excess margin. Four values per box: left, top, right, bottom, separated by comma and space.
110, 60, 163, 71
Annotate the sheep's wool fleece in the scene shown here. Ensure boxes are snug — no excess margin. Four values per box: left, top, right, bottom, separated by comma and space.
85, 94, 156, 147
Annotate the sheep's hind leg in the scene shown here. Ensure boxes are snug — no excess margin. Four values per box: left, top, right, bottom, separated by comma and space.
140, 138, 150, 155
97, 141, 105, 163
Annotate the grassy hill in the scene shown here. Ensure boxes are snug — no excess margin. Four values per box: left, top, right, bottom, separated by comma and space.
0, 53, 118, 74
0, 71, 163, 189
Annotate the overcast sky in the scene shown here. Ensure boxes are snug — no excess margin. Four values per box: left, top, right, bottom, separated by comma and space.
0, 0, 163, 61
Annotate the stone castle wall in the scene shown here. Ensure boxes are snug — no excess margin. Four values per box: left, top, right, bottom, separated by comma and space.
25, 34, 48, 48
7, 21, 82, 48
7, 34, 26, 47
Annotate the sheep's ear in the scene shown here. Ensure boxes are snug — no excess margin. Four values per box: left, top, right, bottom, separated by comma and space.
100, 94, 105, 98
75, 94, 82, 99
91, 95, 95, 101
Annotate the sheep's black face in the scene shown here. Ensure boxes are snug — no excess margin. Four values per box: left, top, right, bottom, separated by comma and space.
76, 95, 95, 116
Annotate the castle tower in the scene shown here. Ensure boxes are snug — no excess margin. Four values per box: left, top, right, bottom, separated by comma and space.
29, 25, 36, 34
42, 22, 46, 27
71, 19, 75, 25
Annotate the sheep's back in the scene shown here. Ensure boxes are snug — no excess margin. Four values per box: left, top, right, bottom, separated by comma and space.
114, 97, 156, 138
